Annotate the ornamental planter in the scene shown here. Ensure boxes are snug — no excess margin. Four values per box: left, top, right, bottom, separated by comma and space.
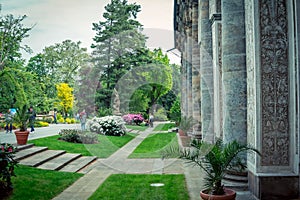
14, 130, 30, 145
200, 188, 236, 200
178, 129, 186, 136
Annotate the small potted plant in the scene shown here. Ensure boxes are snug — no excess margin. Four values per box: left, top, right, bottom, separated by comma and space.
162, 138, 260, 200
0, 143, 18, 198
14, 104, 30, 145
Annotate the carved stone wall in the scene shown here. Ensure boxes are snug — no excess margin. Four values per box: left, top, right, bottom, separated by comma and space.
260, 0, 289, 166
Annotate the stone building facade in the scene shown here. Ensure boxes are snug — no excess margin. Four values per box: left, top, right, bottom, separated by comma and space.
174, 0, 300, 199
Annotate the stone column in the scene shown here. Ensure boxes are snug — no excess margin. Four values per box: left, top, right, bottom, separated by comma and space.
191, 1, 201, 137
210, 0, 222, 139
187, 28, 193, 119
246, 0, 299, 199
199, 0, 214, 142
221, 0, 247, 144
181, 42, 188, 117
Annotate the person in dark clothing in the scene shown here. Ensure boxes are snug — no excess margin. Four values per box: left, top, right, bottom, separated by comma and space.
5, 109, 13, 133
29, 106, 36, 133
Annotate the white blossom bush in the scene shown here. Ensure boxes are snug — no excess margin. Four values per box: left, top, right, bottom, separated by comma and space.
86, 115, 127, 136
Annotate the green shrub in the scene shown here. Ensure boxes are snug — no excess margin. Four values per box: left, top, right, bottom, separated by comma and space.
87, 116, 126, 136
65, 118, 76, 124
34, 121, 49, 127
0, 143, 18, 196
58, 129, 98, 144
59, 129, 82, 143
154, 108, 168, 121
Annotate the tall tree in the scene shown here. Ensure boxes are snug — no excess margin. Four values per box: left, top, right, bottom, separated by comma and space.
26, 40, 89, 99
91, 0, 147, 109
0, 14, 32, 70
0, 68, 27, 112
117, 48, 173, 113
56, 83, 74, 118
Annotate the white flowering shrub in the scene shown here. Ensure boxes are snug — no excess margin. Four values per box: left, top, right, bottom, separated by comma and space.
86, 115, 127, 136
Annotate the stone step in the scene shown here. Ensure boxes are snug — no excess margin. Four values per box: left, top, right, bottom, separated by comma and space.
224, 173, 248, 183
60, 156, 97, 173
15, 143, 35, 151
19, 150, 66, 167
15, 146, 48, 161
37, 153, 82, 171
223, 180, 249, 191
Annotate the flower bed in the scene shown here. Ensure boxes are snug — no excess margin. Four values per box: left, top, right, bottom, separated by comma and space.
87, 116, 127, 136
122, 114, 144, 125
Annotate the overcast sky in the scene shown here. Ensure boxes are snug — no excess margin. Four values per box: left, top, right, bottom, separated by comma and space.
1, 0, 180, 64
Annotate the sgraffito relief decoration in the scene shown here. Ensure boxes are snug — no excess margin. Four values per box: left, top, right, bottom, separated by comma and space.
260, 0, 289, 166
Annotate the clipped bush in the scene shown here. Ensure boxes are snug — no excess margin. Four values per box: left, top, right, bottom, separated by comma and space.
65, 118, 76, 124
87, 116, 126, 136
58, 118, 65, 123
59, 129, 81, 143
122, 114, 144, 125
58, 129, 98, 144
34, 121, 49, 127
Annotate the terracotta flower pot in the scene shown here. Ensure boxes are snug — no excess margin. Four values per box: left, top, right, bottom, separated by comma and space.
178, 129, 186, 136
200, 188, 236, 200
14, 130, 30, 145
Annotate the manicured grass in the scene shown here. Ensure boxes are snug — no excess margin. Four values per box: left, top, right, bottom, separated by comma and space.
89, 174, 189, 200
153, 123, 176, 131
129, 132, 178, 158
30, 132, 136, 158
126, 124, 148, 131
9, 165, 83, 200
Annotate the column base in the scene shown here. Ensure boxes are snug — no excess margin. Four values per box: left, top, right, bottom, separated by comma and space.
248, 171, 299, 200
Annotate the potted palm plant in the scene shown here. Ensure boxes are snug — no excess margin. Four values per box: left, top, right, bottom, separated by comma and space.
14, 105, 30, 145
178, 116, 196, 136
162, 138, 260, 200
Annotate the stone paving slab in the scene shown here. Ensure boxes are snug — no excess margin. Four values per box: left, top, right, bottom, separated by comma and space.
61, 156, 98, 173
15, 146, 48, 161
53, 168, 113, 200
19, 150, 66, 167
37, 153, 81, 170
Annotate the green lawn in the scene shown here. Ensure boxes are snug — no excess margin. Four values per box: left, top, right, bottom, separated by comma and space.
126, 124, 148, 131
9, 165, 83, 200
129, 132, 178, 158
153, 123, 176, 131
88, 174, 189, 200
30, 132, 136, 158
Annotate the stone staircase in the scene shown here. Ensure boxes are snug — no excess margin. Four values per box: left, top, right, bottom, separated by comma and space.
14, 144, 97, 173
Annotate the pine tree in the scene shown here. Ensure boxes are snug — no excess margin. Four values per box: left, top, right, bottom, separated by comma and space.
91, 0, 147, 109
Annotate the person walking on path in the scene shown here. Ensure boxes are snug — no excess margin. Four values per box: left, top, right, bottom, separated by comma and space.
53, 108, 58, 124
79, 109, 87, 131
29, 106, 36, 133
5, 109, 13, 133
149, 113, 154, 127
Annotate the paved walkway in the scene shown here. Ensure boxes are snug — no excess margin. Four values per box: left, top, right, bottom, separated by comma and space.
0, 124, 79, 144
53, 122, 197, 200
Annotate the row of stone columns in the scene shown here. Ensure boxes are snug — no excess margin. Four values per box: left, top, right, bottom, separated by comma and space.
175, 0, 300, 198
